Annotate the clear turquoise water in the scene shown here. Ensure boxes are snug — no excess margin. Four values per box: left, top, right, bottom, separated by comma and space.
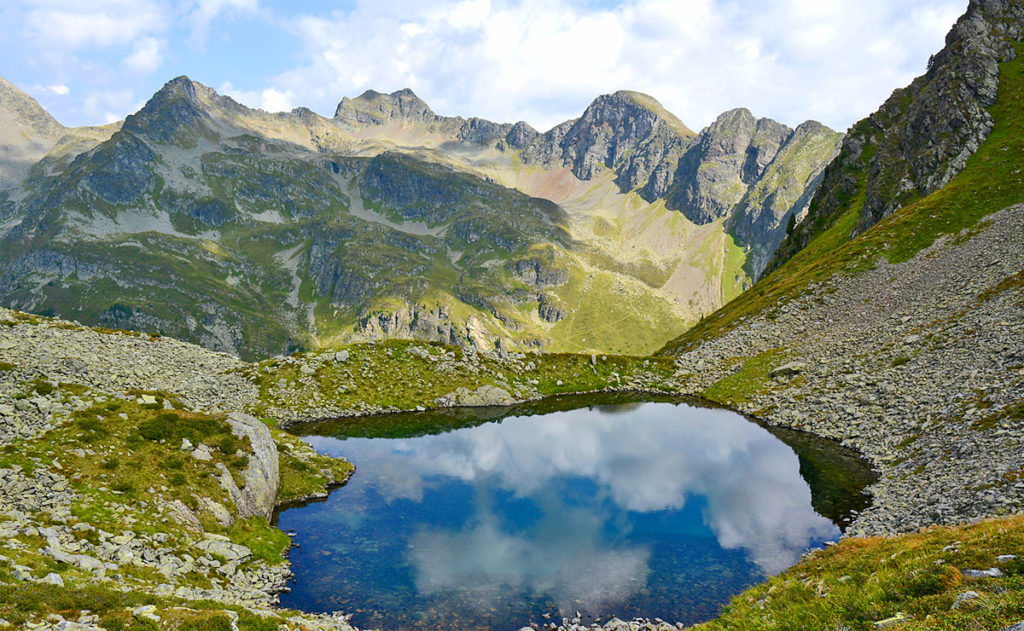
277, 398, 872, 630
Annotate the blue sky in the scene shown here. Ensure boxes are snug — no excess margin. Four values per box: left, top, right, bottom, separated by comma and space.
1, 0, 967, 132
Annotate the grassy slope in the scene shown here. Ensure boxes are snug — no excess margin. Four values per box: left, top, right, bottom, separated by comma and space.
699, 515, 1024, 631
0, 340, 351, 629
654, 43, 1024, 631
660, 47, 1024, 355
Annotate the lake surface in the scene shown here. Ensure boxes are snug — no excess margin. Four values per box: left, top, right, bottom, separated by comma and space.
277, 395, 874, 630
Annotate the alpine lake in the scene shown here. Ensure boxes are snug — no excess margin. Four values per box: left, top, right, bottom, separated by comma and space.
275, 394, 875, 630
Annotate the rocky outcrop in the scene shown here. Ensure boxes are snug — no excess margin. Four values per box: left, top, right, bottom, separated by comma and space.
0, 76, 65, 190
669, 109, 791, 224
436, 384, 516, 407
224, 412, 280, 521
522, 91, 695, 195
728, 120, 843, 277
772, 0, 1024, 272
538, 294, 568, 322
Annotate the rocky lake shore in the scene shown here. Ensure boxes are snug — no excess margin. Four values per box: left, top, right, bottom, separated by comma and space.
0, 203, 1021, 629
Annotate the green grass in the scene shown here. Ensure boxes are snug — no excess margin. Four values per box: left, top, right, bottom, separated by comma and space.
245, 339, 681, 422
272, 429, 355, 506
702, 349, 788, 406
662, 46, 1024, 355
698, 514, 1024, 631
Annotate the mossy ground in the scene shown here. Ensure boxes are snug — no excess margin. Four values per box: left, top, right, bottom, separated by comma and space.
699, 515, 1024, 631
243, 339, 680, 420
0, 376, 350, 629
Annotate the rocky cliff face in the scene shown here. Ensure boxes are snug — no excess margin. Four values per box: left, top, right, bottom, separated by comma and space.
0, 77, 65, 191
770, 0, 1024, 273
334, 88, 540, 150
517, 94, 841, 279
669, 109, 791, 224
522, 90, 695, 193
729, 121, 843, 276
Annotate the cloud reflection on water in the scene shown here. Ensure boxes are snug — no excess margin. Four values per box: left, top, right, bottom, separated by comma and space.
306, 402, 838, 609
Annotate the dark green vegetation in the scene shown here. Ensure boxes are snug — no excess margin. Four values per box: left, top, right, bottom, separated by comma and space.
662, 44, 1024, 355
292, 391, 693, 439
698, 515, 1024, 630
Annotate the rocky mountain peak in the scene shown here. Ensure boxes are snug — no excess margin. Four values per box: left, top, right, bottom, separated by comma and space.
769, 0, 1024, 272
121, 76, 250, 144
0, 76, 66, 189
520, 89, 696, 189
667, 109, 795, 225
334, 88, 438, 126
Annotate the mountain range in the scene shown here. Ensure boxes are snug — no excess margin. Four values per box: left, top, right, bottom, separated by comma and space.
0, 75, 840, 359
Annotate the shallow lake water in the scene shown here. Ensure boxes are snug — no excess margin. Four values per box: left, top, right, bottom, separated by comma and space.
277, 395, 874, 630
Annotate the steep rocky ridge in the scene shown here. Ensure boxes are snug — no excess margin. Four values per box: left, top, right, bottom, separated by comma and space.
770, 0, 1024, 273
660, 0, 1024, 539
0, 77, 65, 191
334, 87, 536, 150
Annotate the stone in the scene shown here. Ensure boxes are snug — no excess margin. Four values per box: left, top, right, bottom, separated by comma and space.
180, 438, 194, 451
437, 385, 515, 408
223, 412, 280, 521
132, 606, 160, 622
334, 350, 350, 362
191, 444, 213, 461
195, 537, 252, 563
873, 613, 907, 628
39, 572, 64, 587
200, 497, 234, 527
769, 362, 808, 379
997, 555, 1017, 563
951, 590, 980, 609
962, 568, 1004, 579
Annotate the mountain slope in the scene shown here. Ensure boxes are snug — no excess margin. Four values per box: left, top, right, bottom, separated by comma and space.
660, 0, 1024, 539
769, 0, 1024, 273
0, 77, 839, 358
0, 77, 65, 191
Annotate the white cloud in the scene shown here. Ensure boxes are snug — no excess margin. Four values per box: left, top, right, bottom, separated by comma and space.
22, 0, 168, 50
264, 0, 965, 132
47, 84, 70, 95
185, 0, 261, 43
81, 88, 135, 125
122, 36, 164, 73
219, 82, 295, 112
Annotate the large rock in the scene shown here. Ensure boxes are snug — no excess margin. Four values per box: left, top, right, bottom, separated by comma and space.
437, 385, 516, 408
222, 412, 279, 521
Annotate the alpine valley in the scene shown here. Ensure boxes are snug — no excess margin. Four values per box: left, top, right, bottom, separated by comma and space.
0, 74, 842, 359
1, 0, 1024, 630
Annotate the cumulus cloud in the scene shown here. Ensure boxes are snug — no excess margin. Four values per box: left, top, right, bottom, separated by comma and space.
122, 36, 165, 73
21, 0, 168, 50
263, 0, 965, 132
219, 82, 295, 112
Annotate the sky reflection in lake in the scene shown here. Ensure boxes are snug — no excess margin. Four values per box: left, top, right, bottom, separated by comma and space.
278, 401, 851, 630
